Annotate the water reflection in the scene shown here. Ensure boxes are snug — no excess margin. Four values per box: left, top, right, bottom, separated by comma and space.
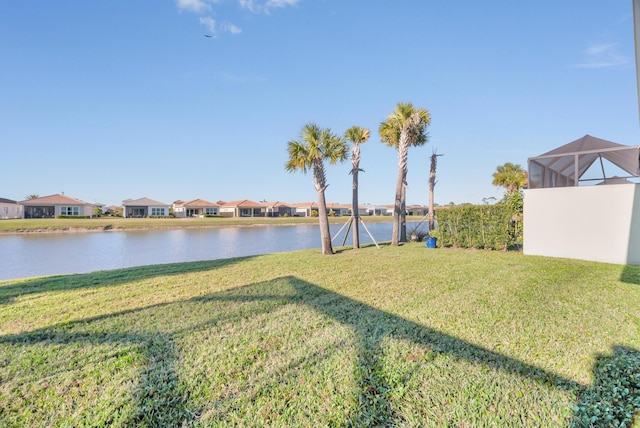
0, 221, 424, 280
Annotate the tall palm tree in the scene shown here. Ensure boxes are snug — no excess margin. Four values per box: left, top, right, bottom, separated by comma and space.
379, 102, 431, 245
285, 123, 349, 255
492, 162, 528, 195
344, 126, 370, 249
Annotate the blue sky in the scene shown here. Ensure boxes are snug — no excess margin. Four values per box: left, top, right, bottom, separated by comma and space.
2, 1, 639, 207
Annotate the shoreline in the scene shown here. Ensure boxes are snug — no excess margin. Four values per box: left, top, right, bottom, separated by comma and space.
0, 217, 397, 235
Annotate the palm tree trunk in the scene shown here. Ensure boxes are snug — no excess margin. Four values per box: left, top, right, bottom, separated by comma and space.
392, 140, 408, 246
313, 159, 333, 255
317, 190, 333, 255
351, 144, 361, 249
400, 179, 407, 242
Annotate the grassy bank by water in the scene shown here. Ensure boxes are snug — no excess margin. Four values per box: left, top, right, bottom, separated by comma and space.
0, 216, 394, 234
1, 244, 639, 426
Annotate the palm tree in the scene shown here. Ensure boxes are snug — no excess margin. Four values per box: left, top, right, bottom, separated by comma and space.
344, 126, 370, 249
492, 162, 528, 194
379, 102, 431, 245
285, 123, 349, 255
24, 194, 40, 200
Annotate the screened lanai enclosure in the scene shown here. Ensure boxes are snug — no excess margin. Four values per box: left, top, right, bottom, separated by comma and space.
524, 135, 640, 265
527, 134, 640, 188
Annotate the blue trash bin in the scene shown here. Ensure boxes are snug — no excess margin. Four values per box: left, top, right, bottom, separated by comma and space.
426, 237, 437, 248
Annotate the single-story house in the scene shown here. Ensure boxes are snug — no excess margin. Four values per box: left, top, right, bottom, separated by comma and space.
290, 202, 365, 217
219, 200, 263, 217
0, 198, 22, 219
365, 205, 394, 216
173, 199, 220, 218
20, 194, 95, 218
407, 205, 429, 216
260, 201, 295, 217
122, 197, 170, 218
326, 203, 351, 216
290, 202, 316, 217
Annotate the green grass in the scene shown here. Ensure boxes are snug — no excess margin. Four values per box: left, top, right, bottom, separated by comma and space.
1, 245, 639, 426
0, 215, 394, 233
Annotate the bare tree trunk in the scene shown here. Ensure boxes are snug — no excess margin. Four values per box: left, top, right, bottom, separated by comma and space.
428, 152, 442, 231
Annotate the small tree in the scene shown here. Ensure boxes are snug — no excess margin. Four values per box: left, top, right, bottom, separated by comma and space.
492, 162, 527, 194
345, 126, 370, 249
285, 123, 349, 255
379, 102, 431, 246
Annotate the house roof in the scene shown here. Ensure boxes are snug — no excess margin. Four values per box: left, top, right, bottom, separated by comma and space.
596, 176, 635, 185
289, 202, 375, 210
0, 198, 18, 204
261, 201, 292, 208
122, 197, 169, 206
178, 198, 220, 208
289, 202, 317, 208
220, 199, 262, 208
20, 193, 91, 205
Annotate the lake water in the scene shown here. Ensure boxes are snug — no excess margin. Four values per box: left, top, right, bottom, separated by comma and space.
0, 221, 425, 281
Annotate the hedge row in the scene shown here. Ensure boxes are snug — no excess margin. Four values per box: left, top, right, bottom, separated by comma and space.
433, 204, 522, 250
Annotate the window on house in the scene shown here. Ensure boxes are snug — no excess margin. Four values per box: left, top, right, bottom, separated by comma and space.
60, 206, 79, 216
205, 208, 217, 215
151, 208, 165, 216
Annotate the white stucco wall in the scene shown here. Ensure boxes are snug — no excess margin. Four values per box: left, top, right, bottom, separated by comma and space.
523, 184, 640, 265
0, 203, 22, 219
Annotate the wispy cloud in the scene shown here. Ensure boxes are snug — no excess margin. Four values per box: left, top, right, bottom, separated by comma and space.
222, 22, 242, 34
178, 0, 298, 36
198, 16, 242, 37
176, 0, 212, 13
575, 42, 630, 69
238, 0, 300, 14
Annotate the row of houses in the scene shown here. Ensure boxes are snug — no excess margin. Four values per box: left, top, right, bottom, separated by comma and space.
0, 194, 431, 220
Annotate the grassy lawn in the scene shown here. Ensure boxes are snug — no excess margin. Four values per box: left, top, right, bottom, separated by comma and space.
0, 215, 394, 233
1, 244, 639, 426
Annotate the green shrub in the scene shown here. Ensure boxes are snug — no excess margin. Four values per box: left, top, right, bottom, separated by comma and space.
56, 215, 91, 219
434, 204, 520, 250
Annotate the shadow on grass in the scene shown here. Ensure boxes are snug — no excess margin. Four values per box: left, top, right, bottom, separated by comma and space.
1, 276, 638, 426
0, 255, 256, 305
620, 264, 640, 285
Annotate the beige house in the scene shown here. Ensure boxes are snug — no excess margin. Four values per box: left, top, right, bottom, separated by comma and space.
20, 194, 95, 218
290, 202, 368, 217
0, 198, 22, 219
122, 197, 170, 218
260, 201, 295, 217
219, 200, 263, 217
407, 205, 429, 216
173, 199, 220, 218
